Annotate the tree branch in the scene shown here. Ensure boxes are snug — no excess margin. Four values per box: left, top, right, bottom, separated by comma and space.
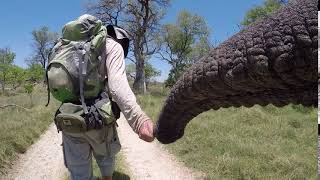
126, 56, 137, 64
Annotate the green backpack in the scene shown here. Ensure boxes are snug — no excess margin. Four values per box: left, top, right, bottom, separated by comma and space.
47, 14, 106, 106
46, 14, 127, 133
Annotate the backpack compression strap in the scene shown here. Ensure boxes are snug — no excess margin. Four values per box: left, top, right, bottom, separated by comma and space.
79, 42, 91, 114
45, 69, 51, 107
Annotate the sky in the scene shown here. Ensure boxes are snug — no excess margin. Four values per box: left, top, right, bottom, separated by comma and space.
0, 0, 266, 82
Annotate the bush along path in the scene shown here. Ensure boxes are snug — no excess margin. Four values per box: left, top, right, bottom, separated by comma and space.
1, 124, 67, 180
117, 115, 204, 180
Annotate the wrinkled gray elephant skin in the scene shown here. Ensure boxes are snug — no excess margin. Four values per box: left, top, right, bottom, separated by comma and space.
155, 0, 318, 144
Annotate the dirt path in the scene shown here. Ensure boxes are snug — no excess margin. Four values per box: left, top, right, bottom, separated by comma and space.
1, 117, 203, 180
117, 116, 204, 180
1, 124, 67, 180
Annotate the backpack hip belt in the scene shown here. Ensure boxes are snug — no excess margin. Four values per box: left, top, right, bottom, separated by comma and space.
54, 91, 121, 133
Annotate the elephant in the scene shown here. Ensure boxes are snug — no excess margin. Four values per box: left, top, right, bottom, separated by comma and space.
155, 0, 318, 144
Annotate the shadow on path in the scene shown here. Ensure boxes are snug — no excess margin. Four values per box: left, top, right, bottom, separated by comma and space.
93, 171, 131, 180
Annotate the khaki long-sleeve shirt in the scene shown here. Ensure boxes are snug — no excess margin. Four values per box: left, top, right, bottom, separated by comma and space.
100, 38, 150, 134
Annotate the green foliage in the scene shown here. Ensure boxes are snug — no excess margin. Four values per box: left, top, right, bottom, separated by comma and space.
24, 83, 35, 107
0, 54, 44, 94
241, 0, 287, 26
126, 63, 161, 86
26, 63, 45, 82
24, 83, 34, 94
164, 64, 187, 87
0, 48, 15, 93
0, 86, 59, 174
7, 65, 26, 90
158, 10, 211, 87
145, 63, 161, 83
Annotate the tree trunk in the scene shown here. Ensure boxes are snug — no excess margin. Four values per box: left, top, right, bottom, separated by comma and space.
29, 93, 33, 108
1, 83, 4, 93
133, 59, 147, 94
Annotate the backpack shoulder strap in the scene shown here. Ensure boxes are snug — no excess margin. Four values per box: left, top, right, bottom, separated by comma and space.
45, 69, 51, 107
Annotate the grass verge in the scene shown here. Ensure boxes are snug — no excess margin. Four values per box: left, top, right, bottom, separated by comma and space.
0, 85, 59, 174
0, 85, 131, 179
138, 87, 317, 179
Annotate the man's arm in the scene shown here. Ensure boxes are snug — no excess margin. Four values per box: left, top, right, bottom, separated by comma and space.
104, 38, 154, 142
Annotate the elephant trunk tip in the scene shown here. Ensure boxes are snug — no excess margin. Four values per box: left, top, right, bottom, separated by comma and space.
154, 121, 184, 144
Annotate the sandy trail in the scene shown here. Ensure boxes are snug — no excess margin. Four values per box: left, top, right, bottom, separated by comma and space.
1, 124, 67, 180
1, 117, 203, 180
117, 116, 204, 180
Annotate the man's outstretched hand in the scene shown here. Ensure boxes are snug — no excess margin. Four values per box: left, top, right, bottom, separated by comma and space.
138, 120, 155, 142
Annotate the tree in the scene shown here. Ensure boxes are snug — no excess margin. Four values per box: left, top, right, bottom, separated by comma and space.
126, 62, 161, 89
24, 83, 34, 107
25, 63, 45, 83
157, 10, 211, 87
0, 48, 15, 93
87, 0, 170, 94
164, 64, 187, 87
26, 26, 58, 70
241, 0, 288, 26
7, 65, 26, 90
126, 63, 136, 82
145, 63, 161, 88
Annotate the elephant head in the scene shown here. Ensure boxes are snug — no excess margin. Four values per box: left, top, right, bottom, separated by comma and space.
155, 0, 318, 144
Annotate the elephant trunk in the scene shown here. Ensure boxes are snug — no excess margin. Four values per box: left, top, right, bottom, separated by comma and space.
156, 0, 318, 144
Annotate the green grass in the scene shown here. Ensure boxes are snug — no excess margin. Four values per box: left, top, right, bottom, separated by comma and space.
0, 84, 131, 178
138, 85, 317, 179
2, 82, 316, 179
0, 84, 60, 174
